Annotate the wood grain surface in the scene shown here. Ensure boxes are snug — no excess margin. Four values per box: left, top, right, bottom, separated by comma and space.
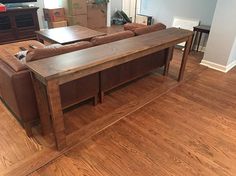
27, 28, 193, 83
28, 27, 193, 150
35, 25, 106, 45
1, 48, 236, 176
34, 58, 236, 176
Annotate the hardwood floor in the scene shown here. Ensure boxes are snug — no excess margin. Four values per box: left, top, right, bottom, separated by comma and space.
0, 101, 42, 172
1, 48, 236, 176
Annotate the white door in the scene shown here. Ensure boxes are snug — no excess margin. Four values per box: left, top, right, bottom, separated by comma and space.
122, 0, 141, 22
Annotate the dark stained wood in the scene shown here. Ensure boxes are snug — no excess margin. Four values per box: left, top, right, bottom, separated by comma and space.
46, 80, 67, 150
164, 46, 174, 76
31, 74, 52, 135
35, 25, 106, 45
99, 49, 168, 101
28, 28, 193, 83
178, 34, 193, 81
192, 25, 211, 52
60, 73, 100, 109
27, 28, 193, 149
0, 7, 40, 44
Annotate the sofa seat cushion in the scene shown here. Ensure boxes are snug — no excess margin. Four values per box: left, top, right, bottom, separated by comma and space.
0, 48, 27, 72
124, 23, 146, 31
91, 31, 135, 46
134, 23, 166, 35
26, 41, 93, 62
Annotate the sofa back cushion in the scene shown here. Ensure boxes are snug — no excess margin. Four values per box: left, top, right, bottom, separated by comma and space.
0, 48, 27, 72
26, 41, 93, 62
124, 23, 146, 31
91, 31, 135, 46
134, 23, 166, 35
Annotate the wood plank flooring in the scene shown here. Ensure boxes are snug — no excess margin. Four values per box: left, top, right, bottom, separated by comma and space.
0, 101, 42, 172
34, 63, 236, 176
1, 48, 236, 176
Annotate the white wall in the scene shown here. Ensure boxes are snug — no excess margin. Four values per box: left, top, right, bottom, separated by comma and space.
228, 38, 236, 65
34, 1, 46, 29
140, 0, 217, 27
202, 0, 236, 71
107, 1, 111, 26
110, 0, 122, 16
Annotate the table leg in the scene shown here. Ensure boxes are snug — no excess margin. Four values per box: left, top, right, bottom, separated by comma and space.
190, 30, 196, 51
31, 74, 52, 135
178, 36, 193, 81
46, 80, 67, 150
99, 72, 104, 103
36, 34, 44, 44
163, 47, 174, 76
197, 32, 202, 52
99, 91, 104, 103
192, 31, 198, 51
93, 94, 98, 106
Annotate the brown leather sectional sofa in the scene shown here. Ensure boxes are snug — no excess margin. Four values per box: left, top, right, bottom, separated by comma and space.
0, 23, 170, 136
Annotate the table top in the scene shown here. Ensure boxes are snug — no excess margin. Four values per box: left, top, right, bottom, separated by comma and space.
27, 28, 193, 83
35, 25, 106, 45
193, 25, 211, 32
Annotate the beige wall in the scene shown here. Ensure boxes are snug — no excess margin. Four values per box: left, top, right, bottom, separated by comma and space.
35, 0, 46, 29
140, 0, 217, 27
228, 38, 236, 65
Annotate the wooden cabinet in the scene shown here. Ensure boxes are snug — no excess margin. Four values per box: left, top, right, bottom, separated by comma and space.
87, 3, 107, 28
0, 7, 39, 44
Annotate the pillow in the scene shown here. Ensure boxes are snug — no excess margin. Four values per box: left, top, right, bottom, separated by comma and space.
0, 48, 27, 72
15, 50, 28, 63
134, 23, 166, 35
26, 41, 93, 62
91, 31, 135, 46
14, 44, 62, 63
124, 23, 146, 31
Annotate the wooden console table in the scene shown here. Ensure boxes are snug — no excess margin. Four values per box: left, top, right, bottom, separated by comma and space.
26, 28, 193, 150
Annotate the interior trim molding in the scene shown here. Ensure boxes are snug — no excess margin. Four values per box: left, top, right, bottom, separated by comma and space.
200, 59, 236, 73
226, 60, 236, 72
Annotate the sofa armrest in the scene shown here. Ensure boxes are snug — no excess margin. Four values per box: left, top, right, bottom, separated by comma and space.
0, 48, 27, 72
0, 60, 38, 123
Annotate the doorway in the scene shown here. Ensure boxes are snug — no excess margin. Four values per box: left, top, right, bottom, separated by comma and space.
122, 0, 141, 22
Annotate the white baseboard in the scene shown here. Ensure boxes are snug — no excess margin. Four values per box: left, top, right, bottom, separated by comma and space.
200, 60, 236, 73
226, 60, 236, 72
